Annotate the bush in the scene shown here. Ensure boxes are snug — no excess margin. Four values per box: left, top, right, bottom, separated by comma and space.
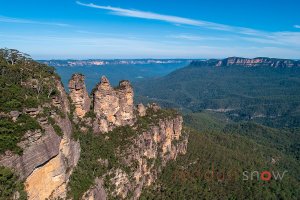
0, 115, 42, 154
0, 166, 27, 200
53, 124, 63, 137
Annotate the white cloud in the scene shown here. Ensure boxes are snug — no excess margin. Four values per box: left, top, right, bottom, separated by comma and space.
0, 16, 70, 27
170, 34, 229, 41
76, 1, 235, 31
76, 1, 300, 48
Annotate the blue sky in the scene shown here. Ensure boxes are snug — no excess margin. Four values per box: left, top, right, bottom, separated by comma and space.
0, 0, 299, 59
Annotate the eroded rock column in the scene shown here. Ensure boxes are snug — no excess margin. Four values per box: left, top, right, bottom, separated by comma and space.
68, 74, 91, 118
93, 76, 135, 133
117, 80, 135, 125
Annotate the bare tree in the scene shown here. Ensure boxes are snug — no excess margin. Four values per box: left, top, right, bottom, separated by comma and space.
47, 81, 56, 98
0, 48, 32, 65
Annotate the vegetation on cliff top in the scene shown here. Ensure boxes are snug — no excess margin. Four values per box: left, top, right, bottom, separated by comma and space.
0, 48, 61, 154
0, 114, 42, 154
0, 48, 58, 112
0, 166, 27, 200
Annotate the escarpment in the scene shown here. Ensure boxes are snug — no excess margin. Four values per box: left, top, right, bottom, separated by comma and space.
190, 57, 300, 68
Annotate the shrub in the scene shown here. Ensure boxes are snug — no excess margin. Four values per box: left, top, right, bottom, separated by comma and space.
0, 166, 27, 200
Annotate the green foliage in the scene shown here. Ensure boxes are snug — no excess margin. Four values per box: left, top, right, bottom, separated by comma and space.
68, 126, 135, 200
184, 111, 229, 132
23, 97, 39, 108
135, 65, 300, 128
47, 117, 63, 137
136, 108, 179, 131
53, 124, 63, 137
136, 61, 300, 199
141, 126, 300, 199
0, 166, 27, 200
185, 111, 300, 160
0, 114, 42, 154
83, 110, 96, 119
0, 48, 63, 153
0, 48, 58, 113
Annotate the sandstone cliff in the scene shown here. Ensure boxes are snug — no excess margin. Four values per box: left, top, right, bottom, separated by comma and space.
0, 79, 80, 200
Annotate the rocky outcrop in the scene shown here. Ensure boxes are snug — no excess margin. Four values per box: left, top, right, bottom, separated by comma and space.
93, 76, 135, 133
118, 80, 135, 125
82, 178, 107, 200
191, 57, 300, 68
136, 104, 146, 117
69, 74, 91, 118
56, 79, 70, 114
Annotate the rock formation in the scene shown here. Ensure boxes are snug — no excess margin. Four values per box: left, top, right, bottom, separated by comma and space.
136, 103, 146, 117
0, 73, 187, 200
69, 74, 91, 118
70, 76, 188, 199
93, 76, 135, 133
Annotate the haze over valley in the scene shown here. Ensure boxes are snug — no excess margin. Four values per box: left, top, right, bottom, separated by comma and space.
0, 0, 299, 199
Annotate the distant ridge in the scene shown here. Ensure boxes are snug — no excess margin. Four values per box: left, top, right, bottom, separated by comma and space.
40, 59, 190, 67
190, 57, 300, 68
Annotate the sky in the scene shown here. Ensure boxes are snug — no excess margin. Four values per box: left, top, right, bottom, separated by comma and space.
0, 0, 299, 59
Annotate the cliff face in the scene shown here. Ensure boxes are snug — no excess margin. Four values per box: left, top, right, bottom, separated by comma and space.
69, 74, 91, 118
93, 76, 135, 133
191, 57, 300, 68
0, 122, 61, 180
0, 80, 80, 200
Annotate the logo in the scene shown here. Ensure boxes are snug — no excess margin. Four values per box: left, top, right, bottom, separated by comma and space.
243, 170, 288, 181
